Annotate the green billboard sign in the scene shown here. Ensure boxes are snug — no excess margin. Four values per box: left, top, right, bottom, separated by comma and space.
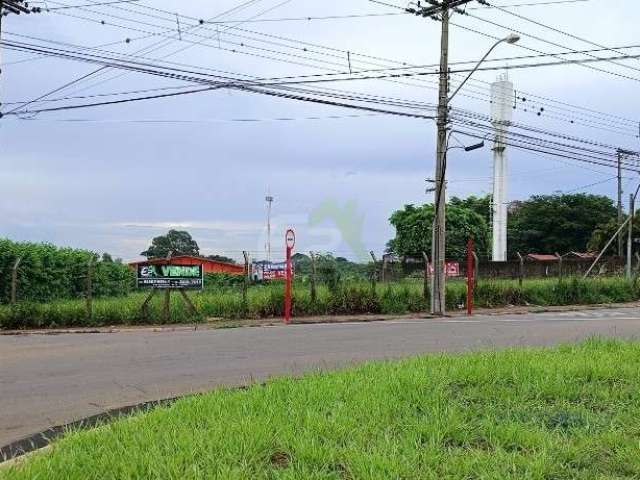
136, 264, 203, 289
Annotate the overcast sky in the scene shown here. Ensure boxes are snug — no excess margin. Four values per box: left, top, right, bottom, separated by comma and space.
1, 0, 638, 262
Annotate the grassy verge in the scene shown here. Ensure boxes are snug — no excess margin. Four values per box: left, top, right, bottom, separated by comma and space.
3, 339, 640, 479
1, 277, 638, 329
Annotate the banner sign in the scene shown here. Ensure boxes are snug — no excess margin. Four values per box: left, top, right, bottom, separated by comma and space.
137, 264, 203, 289
251, 262, 293, 281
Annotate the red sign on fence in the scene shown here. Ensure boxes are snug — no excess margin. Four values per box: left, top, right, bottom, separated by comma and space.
428, 261, 460, 277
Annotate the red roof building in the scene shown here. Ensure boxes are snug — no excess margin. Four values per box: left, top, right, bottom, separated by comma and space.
129, 255, 244, 275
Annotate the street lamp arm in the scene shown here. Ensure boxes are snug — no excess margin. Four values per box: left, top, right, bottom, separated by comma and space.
448, 34, 520, 102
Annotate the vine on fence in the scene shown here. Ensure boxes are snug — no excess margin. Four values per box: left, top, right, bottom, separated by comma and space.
0, 239, 133, 304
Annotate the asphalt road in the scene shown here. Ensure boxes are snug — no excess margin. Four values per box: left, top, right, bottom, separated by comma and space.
2, 307, 640, 450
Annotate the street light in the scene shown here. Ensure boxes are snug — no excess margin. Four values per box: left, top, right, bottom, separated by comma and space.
448, 34, 521, 102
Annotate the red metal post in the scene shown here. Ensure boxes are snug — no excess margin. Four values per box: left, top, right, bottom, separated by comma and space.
466, 238, 475, 316
285, 245, 292, 324
284, 229, 295, 324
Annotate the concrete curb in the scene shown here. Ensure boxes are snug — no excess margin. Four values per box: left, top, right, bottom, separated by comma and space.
0, 397, 182, 464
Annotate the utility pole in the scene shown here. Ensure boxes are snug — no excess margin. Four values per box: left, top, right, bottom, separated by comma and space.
616, 148, 636, 258
618, 149, 623, 257
407, 1, 516, 314
430, 3, 450, 315
627, 192, 634, 279
409, 0, 474, 315
265, 193, 274, 263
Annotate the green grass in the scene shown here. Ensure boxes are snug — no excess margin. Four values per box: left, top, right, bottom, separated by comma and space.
4, 339, 640, 479
1, 277, 639, 329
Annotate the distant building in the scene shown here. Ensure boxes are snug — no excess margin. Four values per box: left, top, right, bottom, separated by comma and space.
565, 252, 596, 260
128, 255, 244, 275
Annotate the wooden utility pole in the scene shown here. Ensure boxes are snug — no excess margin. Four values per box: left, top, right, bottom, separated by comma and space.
627, 193, 635, 279
407, 0, 474, 315
617, 149, 624, 257
430, 2, 450, 316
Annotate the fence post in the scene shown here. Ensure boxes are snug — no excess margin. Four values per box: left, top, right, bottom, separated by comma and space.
11, 257, 22, 304
556, 253, 563, 279
466, 239, 475, 316
163, 251, 172, 323
369, 251, 378, 292
422, 252, 429, 301
636, 252, 640, 274
310, 251, 317, 303
516, 252, 524, 288
242, 251, 249, 309
86, 258, 94, 320
381, 255, 388, 283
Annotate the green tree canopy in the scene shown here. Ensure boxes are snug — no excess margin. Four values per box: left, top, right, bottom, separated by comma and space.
588, 214, 640, 253
206, 254, 236, 264
141, 230, 200, 258
508, 193, 616, 255
450, 195, 492, 226
387, 203, 490, 259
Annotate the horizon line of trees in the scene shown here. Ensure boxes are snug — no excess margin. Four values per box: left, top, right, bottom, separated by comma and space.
387, 193, 630, 260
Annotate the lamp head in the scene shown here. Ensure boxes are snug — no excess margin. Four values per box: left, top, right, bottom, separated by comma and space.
464, 141, 485, 152
504, 33, 520, 44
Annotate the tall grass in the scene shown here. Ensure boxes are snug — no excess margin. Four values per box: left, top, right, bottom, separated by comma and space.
0, 277, 638, 329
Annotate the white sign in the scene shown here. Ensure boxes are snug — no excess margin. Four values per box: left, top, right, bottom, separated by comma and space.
285, 229, 296, 249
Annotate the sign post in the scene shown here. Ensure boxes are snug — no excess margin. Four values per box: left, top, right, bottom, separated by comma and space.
284, 229, 295, 324
136, 263, 203, 321
466, 238, 475, 316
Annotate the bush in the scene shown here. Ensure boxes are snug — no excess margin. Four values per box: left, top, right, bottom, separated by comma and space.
0, 238, 133, 304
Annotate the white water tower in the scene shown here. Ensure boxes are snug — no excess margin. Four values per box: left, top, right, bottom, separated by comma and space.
491, 73, 514, 262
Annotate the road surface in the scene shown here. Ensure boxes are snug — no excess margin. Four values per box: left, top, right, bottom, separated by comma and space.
1, 307, 639, 453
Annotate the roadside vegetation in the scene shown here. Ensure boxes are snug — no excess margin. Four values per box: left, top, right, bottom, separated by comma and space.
0, 239, 132, 303
3, 339, 640, 479
1, 276, 638, 329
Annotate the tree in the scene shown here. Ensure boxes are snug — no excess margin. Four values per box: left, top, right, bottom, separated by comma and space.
508, 193, 616, 255
140, 230, 200, 258
206, 254, 236, 264
450, 195, 492, 226
588, 214, 640, 253
387, 203, 490, 259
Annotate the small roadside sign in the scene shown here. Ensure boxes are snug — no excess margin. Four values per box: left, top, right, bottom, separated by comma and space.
286, 229, 296, 249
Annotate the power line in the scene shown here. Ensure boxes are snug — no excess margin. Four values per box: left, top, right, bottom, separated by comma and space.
37, 0, 141, 11
461, 8, 640, 83
206, 11, 408, 23
6, 37, 639, 166
14, 0, 636, 137
5, 0, 274, 114
87, 0, 640, 133
561, 176, 617, 194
